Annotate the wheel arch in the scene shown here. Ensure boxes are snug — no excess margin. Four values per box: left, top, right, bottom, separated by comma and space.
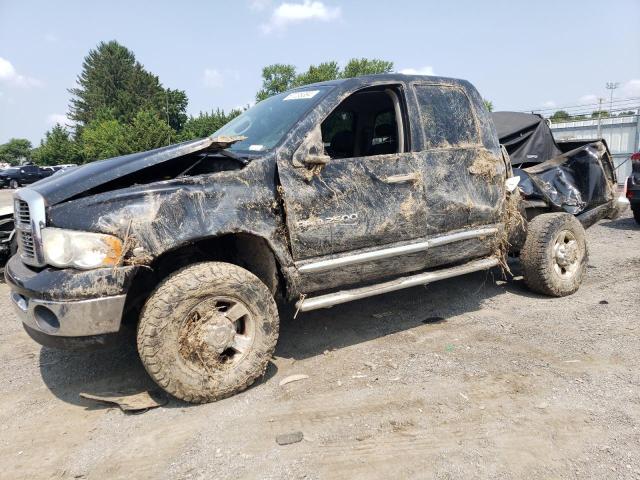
122, 232, 292, 327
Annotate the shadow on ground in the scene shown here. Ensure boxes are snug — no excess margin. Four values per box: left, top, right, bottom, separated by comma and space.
600, 215, 638, 231
38, 265, 527, 406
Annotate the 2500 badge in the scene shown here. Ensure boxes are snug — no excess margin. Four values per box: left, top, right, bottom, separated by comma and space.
296, 213, 358, 229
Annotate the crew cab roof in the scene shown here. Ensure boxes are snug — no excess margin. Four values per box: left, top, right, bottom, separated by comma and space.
287, 74, 473, 90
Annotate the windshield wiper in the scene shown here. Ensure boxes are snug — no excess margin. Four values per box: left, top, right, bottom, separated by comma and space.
218, 149, 249, 166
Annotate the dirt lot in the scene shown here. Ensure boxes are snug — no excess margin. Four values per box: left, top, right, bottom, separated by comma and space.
0, 209, 638, 480
0, 189, 13, 209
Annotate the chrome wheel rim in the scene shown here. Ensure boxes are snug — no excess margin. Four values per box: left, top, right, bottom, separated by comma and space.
552, 230, 581, 278
178, 296, 256, 373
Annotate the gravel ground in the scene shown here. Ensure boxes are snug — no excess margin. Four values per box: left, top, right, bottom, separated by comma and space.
0, 210, 638, 480
0, 189, 13, 209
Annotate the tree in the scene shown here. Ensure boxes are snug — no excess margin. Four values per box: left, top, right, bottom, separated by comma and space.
294, 61, 340, 87
550, 110, 571, 123
179, 109, 243, 141
483, 99, 493, 112
256, 58, 394, 102
591, 110, 609, 119
127, 109, 173, 151
32, 124, 81, 165
0, 138, 33, 165
81, 119, 130, 161
68, 40, 187, 130
341, 58, 393, 78
256, 64, 297, 102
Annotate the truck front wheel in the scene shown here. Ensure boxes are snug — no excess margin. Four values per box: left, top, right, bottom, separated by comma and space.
520, 213, 588, 297
9, 179, 19, 189
137, 262, 279, 403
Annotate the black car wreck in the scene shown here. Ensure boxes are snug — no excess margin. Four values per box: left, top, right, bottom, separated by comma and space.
5, 74, 628, 403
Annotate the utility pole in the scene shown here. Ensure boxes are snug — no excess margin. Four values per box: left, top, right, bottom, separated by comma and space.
596, 98, 603, 138
606, 82, 619, 117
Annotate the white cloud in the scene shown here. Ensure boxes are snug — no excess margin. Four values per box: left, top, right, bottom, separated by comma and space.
46, 113, 72, 127
203, 69, 224, 88
398, 66, 435, 76
542, 100, 556, 109
621, 79, 640, 98
249, 0, 272, 11
577, 94, 598, 105
261, 1, 341, 34
0, 57, 43, 88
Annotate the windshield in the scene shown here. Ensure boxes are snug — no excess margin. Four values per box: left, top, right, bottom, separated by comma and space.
213, 86, 331, 153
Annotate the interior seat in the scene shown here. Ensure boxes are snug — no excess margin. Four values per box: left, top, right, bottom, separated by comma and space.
368, 124, 397, 156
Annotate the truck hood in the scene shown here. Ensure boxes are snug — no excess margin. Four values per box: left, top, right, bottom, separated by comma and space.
28, 135, 244, 206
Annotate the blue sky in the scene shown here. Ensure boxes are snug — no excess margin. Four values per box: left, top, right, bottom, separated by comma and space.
1, 0, 639, 144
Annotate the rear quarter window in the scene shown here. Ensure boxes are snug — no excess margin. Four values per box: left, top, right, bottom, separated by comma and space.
413, 84, 480, 149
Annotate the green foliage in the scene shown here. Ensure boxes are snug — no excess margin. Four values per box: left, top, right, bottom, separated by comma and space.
341, 58, 394, 78
294, 61, 340, 87
127, 109, 174, 151
257, 58, 394, 101
591, 110, 609, 119
32, 125, 81, 165
550, 110, 571, 123
256, 64, 297, 102
179, 109, 243, 141
0, 138, 33, 165
483, 99, 493, 112
68, 40, 187, 130
81, 119, 130, 160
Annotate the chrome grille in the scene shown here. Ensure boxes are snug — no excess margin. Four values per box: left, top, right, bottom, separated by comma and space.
16, 200, 31, 225
20, 230, 35, 259
14, 189, 46, 267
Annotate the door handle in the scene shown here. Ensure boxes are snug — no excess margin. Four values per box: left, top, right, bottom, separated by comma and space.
380, 172, 420, 184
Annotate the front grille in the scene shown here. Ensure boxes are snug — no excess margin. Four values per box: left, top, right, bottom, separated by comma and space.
16, 200, 30, 225
14, 189, 46, 266
20, 230, 35, 259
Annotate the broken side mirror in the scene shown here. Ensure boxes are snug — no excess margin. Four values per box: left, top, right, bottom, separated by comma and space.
292, 125, 331, 168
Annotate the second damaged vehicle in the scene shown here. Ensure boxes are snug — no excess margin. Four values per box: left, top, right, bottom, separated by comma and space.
5, 75, 626, 403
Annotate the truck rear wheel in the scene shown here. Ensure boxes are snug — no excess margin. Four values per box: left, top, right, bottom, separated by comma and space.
9, 179, 19, 189
520, 213, 588, 297
137, 262, 279, 403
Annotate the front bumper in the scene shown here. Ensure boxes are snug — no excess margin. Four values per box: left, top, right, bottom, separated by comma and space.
4, 254, 143, 346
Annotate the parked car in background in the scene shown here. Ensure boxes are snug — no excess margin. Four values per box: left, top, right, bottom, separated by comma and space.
626, 153, 640, 225
0, 205, 15, 268
0, 164, 54, 189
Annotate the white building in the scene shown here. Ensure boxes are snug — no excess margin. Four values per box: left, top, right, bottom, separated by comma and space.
550, 114, 640, 183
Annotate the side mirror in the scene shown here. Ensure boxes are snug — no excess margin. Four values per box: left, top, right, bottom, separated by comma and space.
293, 125, 330, 168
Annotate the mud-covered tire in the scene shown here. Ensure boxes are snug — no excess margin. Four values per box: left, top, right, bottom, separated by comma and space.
633, 208, 640, 225
137, 262, 279, 403
520, 213, 588, 297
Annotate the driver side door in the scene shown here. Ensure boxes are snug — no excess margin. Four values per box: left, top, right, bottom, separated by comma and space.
277, 87, 429, 291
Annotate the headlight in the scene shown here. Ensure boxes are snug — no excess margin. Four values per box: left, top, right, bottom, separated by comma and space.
42, 228, 123, 269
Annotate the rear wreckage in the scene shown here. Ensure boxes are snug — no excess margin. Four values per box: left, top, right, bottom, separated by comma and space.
5, 75, 627, 403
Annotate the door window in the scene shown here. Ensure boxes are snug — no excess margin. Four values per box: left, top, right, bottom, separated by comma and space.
413, 84, 480, 148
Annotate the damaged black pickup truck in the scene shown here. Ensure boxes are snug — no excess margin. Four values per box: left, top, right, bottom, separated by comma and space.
5, 74, 627, 403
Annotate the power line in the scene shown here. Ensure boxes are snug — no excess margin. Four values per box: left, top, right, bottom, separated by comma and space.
522, 96, 640, 113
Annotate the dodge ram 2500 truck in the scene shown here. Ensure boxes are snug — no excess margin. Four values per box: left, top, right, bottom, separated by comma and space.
5, 74, 626, 403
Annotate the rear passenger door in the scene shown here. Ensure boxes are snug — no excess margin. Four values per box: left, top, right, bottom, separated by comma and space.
411, 83, 505, 236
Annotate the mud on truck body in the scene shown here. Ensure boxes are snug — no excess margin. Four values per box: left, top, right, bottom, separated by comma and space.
5, 74, 627, 403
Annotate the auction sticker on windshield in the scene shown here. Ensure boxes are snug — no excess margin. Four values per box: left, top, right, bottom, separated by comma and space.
283, 90, 320, 101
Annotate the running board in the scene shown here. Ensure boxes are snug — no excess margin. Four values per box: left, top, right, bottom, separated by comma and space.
296, 257, 500, 312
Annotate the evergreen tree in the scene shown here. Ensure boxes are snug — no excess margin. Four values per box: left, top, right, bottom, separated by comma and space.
179, 109, 243, 141
127, 109, 174, 151
32, 125, 81, 165
68, 40, 187, 130
81, 119, 130, 160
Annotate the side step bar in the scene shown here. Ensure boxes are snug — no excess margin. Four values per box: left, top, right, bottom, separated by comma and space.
296, 257, 500, 312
